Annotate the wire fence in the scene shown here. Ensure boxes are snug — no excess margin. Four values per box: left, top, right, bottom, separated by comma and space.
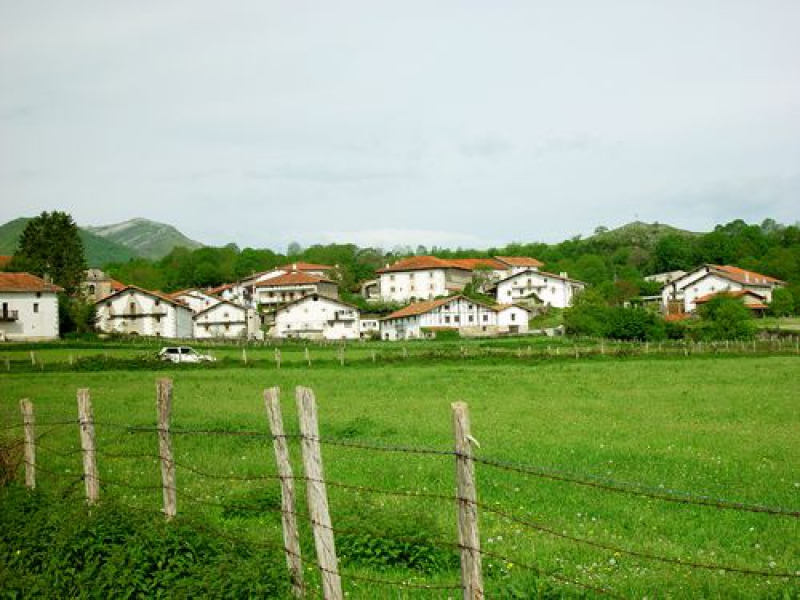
3, 380, 799, 599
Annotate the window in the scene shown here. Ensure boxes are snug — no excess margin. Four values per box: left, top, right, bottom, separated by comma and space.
33, 303, 39, 313
507, 290, 512, 297
511, 313, 516, 321
155, 299, 160, 306
390, 287, 396, 293
445, 316, 450, 324
482, 314, 488, 322
454, 315, 460, 324
390, 274, 395, 281
88, 284, 96, 295
36, 292, 42, 298
156, 316, 162, 323
468, 315, 474, 323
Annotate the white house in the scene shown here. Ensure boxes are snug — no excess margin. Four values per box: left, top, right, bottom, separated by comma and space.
661, 264, 784, 314
380, 295, 530, 340
193, 299, 263, 340
0, 272, 62, 341
169, 288, 222, 314
237, 262, 336, 307
254, 272, 339, 310
359, 315, 381, 339
375, 255, 546, 303
272, 294, 360, 340
491, 269, 586, 308
95, 285, 194, 338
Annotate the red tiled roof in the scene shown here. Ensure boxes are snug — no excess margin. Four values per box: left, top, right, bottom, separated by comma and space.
384, 295, 496, 320
0, 256, 13, 270
448, 258, 506, 270
495, 256, 544, 268
96, 285, 190, 308
110, 279, 126, 292
277, 262, 334, 272
255, 272, 334, 287
377, 256, 465, 274
208, 283, 235, 294
0, 272, 63, 293
709, 265, 784, 286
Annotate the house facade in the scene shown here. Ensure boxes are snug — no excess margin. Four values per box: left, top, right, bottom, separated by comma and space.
661, 265, 784, 314
238, 262, 336, 307
0, 272, 62, 341
272, 294, 360, 340
491, 269, 586, 308
693, 290, 769, 315
254, 273, 339, 310
380, 295, 530, 340
170, 288, 221, 314
95, 286, 194, 338
193, 299, 263, 340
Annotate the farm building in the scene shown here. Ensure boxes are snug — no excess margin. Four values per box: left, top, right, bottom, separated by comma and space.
380, 295, 530, 340
0, 272, 62, 341
237, 262, 336, 307
271, 294, 360, 340
489, 269, 586, 308
95, 286, 194, 338
254, 272, 339, 310
193, 299, 263, 340
661, 265, 784, 314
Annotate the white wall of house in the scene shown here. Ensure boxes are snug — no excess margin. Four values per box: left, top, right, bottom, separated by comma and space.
255, 281, 338, 309
174, 290, 220, 314
273, 295, 360, 340
496, 270, 584, 308
96, 289, 194, 338
496, 306, 530, 333
359, 318, 380, 338
0, 292, 59, 341
193, 301, 263, 340
378, 269, 472, 303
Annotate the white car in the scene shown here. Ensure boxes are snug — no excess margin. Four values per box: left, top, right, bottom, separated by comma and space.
158, 347, 216, 364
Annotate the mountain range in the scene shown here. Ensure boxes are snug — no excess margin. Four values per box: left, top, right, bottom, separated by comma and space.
0, 217, 204, 266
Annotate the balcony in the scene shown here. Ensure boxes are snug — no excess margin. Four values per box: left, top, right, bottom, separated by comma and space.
330, 310, 357, 321
107, 310, 168, 319
0, 309, 19, 322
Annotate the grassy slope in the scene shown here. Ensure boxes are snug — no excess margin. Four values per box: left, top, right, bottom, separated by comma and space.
1, 355, 798, 598
0, 217, 138, 266
87, 218, 204, 260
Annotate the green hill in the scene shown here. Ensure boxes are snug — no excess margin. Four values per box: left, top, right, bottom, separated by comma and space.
86, 218, 204, 260
0, 217, 139, 267
589, 221, 701, 248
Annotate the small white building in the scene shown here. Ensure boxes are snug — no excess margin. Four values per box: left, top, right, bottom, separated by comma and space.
661, 264, 784, 314
238, 262, 336, 307
95, 285, 194, 339
169, 288, 222, 314
359, 315, 381, 339
272, 294, 360, 340
491, 269, 586, 308
0, 272, 62, 341
193, 299, 263, 340
380, 295, 530, 340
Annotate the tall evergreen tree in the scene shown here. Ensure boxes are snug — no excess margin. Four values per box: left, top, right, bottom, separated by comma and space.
13, 211, 86, 295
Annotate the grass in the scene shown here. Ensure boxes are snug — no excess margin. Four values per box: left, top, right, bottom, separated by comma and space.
1, 354, 798, 598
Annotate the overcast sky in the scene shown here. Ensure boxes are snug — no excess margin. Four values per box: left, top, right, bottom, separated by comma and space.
1, 1, 799, 250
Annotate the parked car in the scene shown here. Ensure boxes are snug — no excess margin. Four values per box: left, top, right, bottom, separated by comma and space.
158, 347, 216, 363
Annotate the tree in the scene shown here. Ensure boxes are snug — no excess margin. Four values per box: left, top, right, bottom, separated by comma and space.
769, 288, 795, 317
287, 241, 303, 257
698, 296, 755, 340
13, 211, 86, 295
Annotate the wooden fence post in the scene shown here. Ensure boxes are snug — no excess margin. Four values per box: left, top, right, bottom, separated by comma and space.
275, 348, 282, 369
5, 356, 9, 371
371, 349, 376, 363
296, 387, 342, 600
452, 402, 483, 600
156, 378, 176, 519
20, 399, 35, 489
305, 347, 312, 368
338, 346, 345, 367
242, 347, 248, 364
29, 350, 35, 366
264, 387, 305, 597
77, 389, 99, 505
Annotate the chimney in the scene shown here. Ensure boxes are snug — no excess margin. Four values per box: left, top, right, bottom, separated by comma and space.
292, 263, 297, 271
559, 271, 568, 279
745, 272, 750, 283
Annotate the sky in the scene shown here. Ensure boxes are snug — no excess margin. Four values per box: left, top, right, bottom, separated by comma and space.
1, 1, 799, 251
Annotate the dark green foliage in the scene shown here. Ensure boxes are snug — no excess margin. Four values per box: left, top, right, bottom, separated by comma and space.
697, 296, 755, 340
336, 502, 458, 574
0, 486, 289, 598
11, 211, 87, 295
58, 296, 97, 336
565, 291, 665, 340
768, 287, 795, 317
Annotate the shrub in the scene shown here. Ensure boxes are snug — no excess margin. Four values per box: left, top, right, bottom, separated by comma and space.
697, 296, 755, 340
0, 486, 290, 598
606, 307, 666, 341
768, 288, 795, 317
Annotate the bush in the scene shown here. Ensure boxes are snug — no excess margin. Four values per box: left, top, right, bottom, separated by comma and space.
606, 307, 666, 341
0, 486, 290, 598
768, 288, 795, 317
697, 296, 755, 340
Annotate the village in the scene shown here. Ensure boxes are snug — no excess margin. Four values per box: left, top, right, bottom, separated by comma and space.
0, 253, 785, 343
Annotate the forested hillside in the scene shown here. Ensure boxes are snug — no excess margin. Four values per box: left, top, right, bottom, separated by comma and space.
103, 219, 800, 303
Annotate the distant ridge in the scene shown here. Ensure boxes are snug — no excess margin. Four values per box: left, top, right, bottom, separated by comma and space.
87, 218, 204, 260
0, 217, 139, 267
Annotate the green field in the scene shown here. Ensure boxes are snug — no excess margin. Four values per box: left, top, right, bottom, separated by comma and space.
1, 353, 799, 598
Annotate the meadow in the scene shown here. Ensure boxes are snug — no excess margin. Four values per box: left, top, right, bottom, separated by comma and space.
1, 350, 798, 598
